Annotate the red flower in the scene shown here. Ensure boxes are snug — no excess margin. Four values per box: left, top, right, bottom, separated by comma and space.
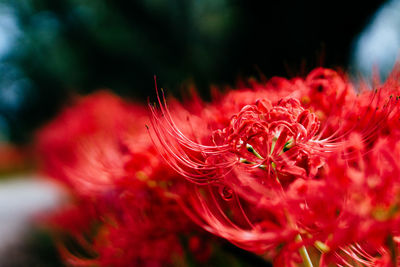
37, 91, 215, 266
150, 68, 400, 266
36, 91, 150, 196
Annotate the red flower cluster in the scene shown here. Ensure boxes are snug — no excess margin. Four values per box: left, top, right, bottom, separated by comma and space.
36, 91, 215, 267
150, 68, 400, 266
37, 67, 400, 267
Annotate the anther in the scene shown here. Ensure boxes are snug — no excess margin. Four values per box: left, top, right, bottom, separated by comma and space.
246, 143, 264, 159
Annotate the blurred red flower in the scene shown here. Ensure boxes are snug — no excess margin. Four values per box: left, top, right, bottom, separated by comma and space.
37, 91, 216, 267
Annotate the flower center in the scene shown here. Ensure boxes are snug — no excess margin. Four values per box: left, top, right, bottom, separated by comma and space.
214, 98, 322, 184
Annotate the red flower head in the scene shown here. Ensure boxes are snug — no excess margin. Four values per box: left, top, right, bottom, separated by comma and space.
150, 68, 400, 266
36, 91, 150, 196
37, 91, 217, 266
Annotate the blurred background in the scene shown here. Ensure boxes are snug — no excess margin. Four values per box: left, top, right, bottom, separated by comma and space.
0, 0, 398, 265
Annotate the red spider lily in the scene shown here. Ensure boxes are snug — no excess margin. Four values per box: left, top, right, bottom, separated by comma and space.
37, 68, 400, 266
36, 91, 151, 196
47, 177, 203, 267
37, 91, 217, 267
150, 68, 397, 187
314, 134, 400, 266
149, 68, 400, 266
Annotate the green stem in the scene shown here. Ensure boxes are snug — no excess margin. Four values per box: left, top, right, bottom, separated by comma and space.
296, 234, 314, 267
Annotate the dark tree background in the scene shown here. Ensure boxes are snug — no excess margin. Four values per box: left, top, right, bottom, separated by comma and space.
0, 0, 385, 143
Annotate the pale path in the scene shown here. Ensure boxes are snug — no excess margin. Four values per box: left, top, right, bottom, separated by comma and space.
0, 175, 63, 264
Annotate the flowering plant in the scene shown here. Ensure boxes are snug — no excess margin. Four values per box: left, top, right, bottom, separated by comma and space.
36, 92, 221, 267
37, 68, 400, 266
150, 68, 400, 266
